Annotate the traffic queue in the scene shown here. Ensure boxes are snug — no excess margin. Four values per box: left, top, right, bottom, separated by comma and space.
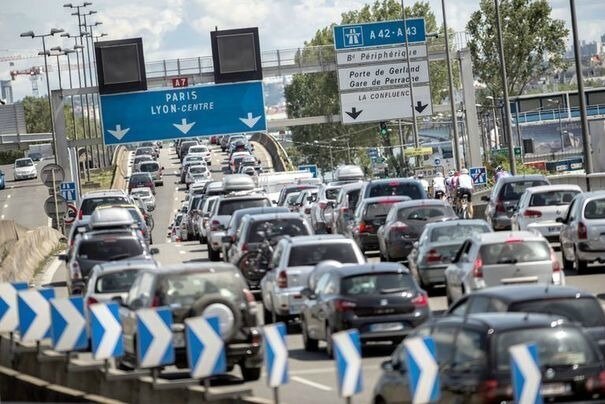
61, 135, 605, 403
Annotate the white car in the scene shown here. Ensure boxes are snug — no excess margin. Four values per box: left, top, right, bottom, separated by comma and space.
185, 164, 211, 188
511, 184, 582, 242
13, 157, 37, 180
130, 187, 156, 211
187, 145, 212, 164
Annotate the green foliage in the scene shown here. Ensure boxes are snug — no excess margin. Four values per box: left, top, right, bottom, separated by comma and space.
285, 0, 456, 173
467, 0, 569, 97
22, 96, 94, 141
0, 150, 25, 165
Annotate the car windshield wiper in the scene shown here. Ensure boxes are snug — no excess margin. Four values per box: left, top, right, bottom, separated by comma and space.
496, 258, 518, 264
380, 287, 410, 294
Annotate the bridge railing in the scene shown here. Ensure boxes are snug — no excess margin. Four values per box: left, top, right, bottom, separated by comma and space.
515, 104, 605, 124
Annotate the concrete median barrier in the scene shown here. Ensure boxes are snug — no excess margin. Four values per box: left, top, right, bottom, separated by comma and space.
110, 145, 130, 191
249, 133, 292, 172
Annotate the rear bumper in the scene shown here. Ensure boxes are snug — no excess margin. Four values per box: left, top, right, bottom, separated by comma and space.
271, 288, 305, 317
417, 265, 447, 285
577, 242, 605, 262
525, 222, 562, 240
491, 214, 512, 230
356, 233, 378, 251
386, 239, 415, 260
334, 311, 431, 341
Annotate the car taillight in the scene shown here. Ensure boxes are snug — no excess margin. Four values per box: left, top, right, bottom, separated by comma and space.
411, 292, 428, 308
78, 209, 83, 220
523, 209, 542, 218
551, 250, 561, 272
318, 201, 327, 210
586, 370, 605, 393
495, 199, 505, 213
210, 220, 220, 231
277, 271, 287, 288
472, 256, 483, 278
151, 296, 161, 307
86, 296, 98, 306
241, 243, 249, 252
578, 221, 587, 239
358, 221, 374, 233
426, 249, 441, 263
243, 288, 255, 304
479, 379, 500, 401
334, 299, 357, 312
340, 207, 348, 213
390, 221, 408, 232
70, 261, 82, 279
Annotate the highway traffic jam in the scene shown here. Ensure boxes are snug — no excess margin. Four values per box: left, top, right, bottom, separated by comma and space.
14, 134, 598, 403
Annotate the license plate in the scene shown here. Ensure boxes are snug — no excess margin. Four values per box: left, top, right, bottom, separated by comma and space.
541, 383, 571, 396
547, 227, 558, 234
173, 332, 185, 348
370, 322, 404, 332
289, 305, 302, 315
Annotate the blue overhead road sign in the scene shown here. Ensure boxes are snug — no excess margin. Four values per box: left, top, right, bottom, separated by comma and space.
185, 316, 226, 379
90, 302, 124, 360
17, 288, 55, 342
264, 322, 289, 388
100, 81, 266, 145
136, 307, 175, 368
0, 282, 28, 333
510, 343, 543, 404
404, 336, 440, 403
50, 296, 87, 352
333, 329, 363, 398
333, 18, 426, 50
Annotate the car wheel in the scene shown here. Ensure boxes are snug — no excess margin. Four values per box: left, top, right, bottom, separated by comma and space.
325, 324, 334, 359
208, 246, 220, 262
574, 246, 587, 274
240, 364, 261, 381
445, 282, 453, 306
263, 305, 273, 325
302, 320, 319, 352
561, 245, 573, 272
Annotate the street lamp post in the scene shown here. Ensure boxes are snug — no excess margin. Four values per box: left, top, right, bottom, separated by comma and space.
547, 98, 565, 153
20, 28, 64, 164
485, 96, 500, 149
49, 47, 65, 91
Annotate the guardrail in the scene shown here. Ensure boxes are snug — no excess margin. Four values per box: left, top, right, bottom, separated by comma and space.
515, 104, 605, 125
249, 133, 292, 172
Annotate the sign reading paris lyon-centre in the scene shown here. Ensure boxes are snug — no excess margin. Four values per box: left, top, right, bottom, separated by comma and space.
333, 18, 432, 125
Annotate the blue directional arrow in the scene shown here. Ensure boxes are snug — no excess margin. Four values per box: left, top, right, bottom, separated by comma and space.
264, 322, 289, 387
136, 307, 174, 368
100, 81, 267, 145
510, 343, 543, 404
333, 329, 363, 398
17, 288, 55, 342
0, 282, 28, 333
404, 336, 440, 403
50, 296, 87, 352
185, 316, 226, 379
90, 302, 123, 360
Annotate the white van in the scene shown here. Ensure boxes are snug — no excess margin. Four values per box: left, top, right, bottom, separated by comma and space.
333, 165, 364, 182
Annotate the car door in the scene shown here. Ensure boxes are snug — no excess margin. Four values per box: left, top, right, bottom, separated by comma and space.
443, 327, 487, 402
305, 273, 331, 338
445, 240, 472, 300
316, 274, 339, 339
559, 196, 578, 255
428, 322, 458, 403
262, 242, 284, 308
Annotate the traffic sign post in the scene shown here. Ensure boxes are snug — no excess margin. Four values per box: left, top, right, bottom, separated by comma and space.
333, 329, 363, 401
263, 323, 289, 403
185, 316, 226, 380
470, 166, 487, 186
100, 81, 266, 145
403, 336, 440, 403
50, 296, 87, 352
510, 343, 543, 404
136, 307, 175, 370
17, 288, 55, 344
90, 302, 124, 361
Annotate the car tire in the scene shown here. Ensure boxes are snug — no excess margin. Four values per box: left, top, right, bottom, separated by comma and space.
240, 364, 261, 382
574, 246, 587, 274
561, 245, 574, 272
445, 282, 453, 307
302, 320, 319, 352
325, 324, 334, 358
192, 296, 242, 341
263, 305, 273, 325
208, 246, 221, 262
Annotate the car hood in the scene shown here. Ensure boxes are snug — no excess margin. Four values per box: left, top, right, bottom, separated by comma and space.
15, 166, 35, 173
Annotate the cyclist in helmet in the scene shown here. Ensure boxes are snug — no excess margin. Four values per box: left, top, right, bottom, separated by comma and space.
416, 173, 429, 193
455, 168, 474, 217
495, 165, 510, 182
432, 171, 446, 199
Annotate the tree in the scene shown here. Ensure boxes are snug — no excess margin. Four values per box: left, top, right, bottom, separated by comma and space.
467, 0, 568, 98
22, 96, 90, 141
285, 0, 453, 174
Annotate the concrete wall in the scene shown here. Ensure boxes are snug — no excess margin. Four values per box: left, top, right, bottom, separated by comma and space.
249, 133, 291, 172
110, 146, 130, 191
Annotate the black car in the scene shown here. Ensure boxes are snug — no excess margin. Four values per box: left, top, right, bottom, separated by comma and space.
300, 262, 431, 358
118, 264, 263, 381
128, 172, 155, 194
373, 312, 605, 404
447, 285, 605, 356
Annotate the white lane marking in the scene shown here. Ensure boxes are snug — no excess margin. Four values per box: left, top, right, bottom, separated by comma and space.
7, 194, 11, 199
1, 215, 4, 220
3, 204, 7, 208
179, 250, 186, 255
291, 376, 333, 391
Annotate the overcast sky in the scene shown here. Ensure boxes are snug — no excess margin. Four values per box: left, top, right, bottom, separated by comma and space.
2, 0, 604, 100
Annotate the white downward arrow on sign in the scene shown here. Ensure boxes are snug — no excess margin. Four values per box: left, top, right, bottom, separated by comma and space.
91, 303, 122, 360
173, 118, 196, 134
333, 331, 361, 397
239, 112, 261, 129
52, 298, 86, 352
404, 337, 439, 403
107, 124, 130, 140
138, 309, 173, 368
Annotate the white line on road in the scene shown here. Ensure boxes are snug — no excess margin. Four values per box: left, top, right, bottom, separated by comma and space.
7, 194, 11, 199
1, 215, 4, 220
3, 204, 7, 208
179, 250, 186, 255
291, 376, 333, 391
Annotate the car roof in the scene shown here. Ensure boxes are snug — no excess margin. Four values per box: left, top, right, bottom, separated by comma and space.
93, 259, 158, 273
580, 191, 605, 200
146, 262, 239, 276
234, 206, 289, 218
360, 196, 411, 204
474, 230, 546, 243
339, 181, 364, 191
285, 234, 350, 245
15, 157, 33, 162
497, 174, 548, 184
467, 285, 595, 303
391, 199, 451, 209
82, 189, 127, 198
82, 228, 139, 240
332, 262, 410, 278
451, 312, 568, 331
248, 212, 306, 221
367, 178, 419, 184
425, 219, 490, 232
89, 207, 134, 228
524, 184, 582, 193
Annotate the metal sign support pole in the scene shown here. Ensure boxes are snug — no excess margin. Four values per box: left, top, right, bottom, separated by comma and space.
400, 0, 419, 149
273, 387, 280, 404
52, 169, 59, 231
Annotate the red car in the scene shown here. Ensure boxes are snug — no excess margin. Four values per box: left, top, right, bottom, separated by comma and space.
210, 136, 218, 144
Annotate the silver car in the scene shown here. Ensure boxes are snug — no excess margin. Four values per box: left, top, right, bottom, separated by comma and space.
260, 235, 366, 323
444, 231, 564, 305
560, 191, 605, 273
407, 219, 492, 293
511, 184, 581, 242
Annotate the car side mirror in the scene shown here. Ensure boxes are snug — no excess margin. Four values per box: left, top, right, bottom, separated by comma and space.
148, 206, 155, 212
150, 247, 160, 255
556, 217, 566, 224
130, 298, 143, 310
300, 287, 316, 299
161, 166, 165, 170
221, 235, 232, 244
272, 200, 278, 205
481, 196, 489, 202
57, 253, 69, 262
381, 359, 401, 372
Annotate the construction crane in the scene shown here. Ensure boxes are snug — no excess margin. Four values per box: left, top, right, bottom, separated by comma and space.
10, 66, 43, 97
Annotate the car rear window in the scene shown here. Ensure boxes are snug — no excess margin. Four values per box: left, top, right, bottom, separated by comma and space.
288, 243, 359, 266
218, 199, 270, 215
341, 273, 415, 296
248, 218, 310, 242
364, 200, 399, 219
80, 196, 129, 215
584, 198, 605, 219
189, 165, 207, 174
398, 206, 455, 221
95, 270, 139, 293
479, 240, 550, 265
139, 162, 159, 172
430, 224, 490, 242
496, 328, 597, 370
15, 159, 33, 167
325, 188, 341, 200
368, 181, 424, 199
155, 271, 243, 307
347, 189, 361, 209
501, 180, 548, 201
131, 173, 151, 182
529, 190, 579, 207
509, 297, 605, 328
77, 238, 143, 261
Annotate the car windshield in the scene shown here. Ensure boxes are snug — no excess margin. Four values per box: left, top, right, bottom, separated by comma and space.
95, 269, 139, 293
368, 181, 423, 199
80, 196, 129, 215
218, 199, 270, 215
584, 198, 605, 219
78, 238, 144, 261
326, 188, 341, 200
341, 273, 415, 295
288, 243, 359, 266
430, 224, 490, 242
136, 148, 153, 155
16, 159, 33, 167
131, 173, 151, 182
398, 206, 454, 221
510, 297, 605, 328
529, 190, 579, 207
155, 271, 242, 307
139, 162, 159, 172
496, 328, 597, 370
185, 156, 204, 164
131, 189, 151, 197
286, 193, 300, 204
364, 200, 399, 219
501, 180, 548, 201
189, 165, 207, 174
479, 240, 550, 265
248, 218, 309, 242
